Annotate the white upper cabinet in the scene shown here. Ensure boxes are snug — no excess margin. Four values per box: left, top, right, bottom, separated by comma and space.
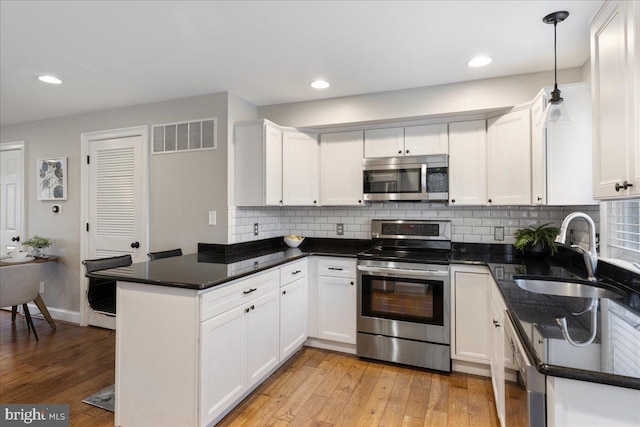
364, 127, 404, 158
320, 131, 364, 206
448, 120, 487, 206
235, 120, 320, 207
282, 131, 320, 206
591, 0, 639, 199
404, 123, 449, 155
364, 124, 449, 158
531, 83, 596, 205
487, 108, 532, 205
235, 120, 283, 207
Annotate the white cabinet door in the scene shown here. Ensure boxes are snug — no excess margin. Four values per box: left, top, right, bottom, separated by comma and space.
487, 109, 532, 206
592, 0, 640, 199
264, 123, 283, 206
448, 120, 487, 206
317, 276, 357, 344
404, 123, 448, 155
452, 270, 492, 363
320, 131, 364, 206
282, 131, 320, 206
200, 305, 246, 426
280, 277, 308, 360
245, 288, 280, 386
530, 92, 547, 205
235, 120, 283, 207
364, 127, 404, 158
490, 282, 507, 427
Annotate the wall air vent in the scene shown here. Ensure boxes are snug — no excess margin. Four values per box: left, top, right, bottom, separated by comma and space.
152, 117, 217, 154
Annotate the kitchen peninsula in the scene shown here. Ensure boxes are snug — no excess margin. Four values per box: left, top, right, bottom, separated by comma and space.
89, 239, 640, 427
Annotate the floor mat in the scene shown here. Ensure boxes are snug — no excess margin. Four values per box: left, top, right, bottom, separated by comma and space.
82, 384, 114, 412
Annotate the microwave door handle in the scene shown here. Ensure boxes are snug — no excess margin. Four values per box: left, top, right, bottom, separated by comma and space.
357, 265, 448, 278
421, 164, 428, 198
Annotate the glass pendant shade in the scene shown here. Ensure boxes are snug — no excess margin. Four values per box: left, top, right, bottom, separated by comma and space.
538, 96, 575, 127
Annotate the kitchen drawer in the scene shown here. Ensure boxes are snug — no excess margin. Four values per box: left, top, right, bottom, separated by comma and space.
280, 259, 307, 286
317, 257, 356, 278
200, 269, 279, 322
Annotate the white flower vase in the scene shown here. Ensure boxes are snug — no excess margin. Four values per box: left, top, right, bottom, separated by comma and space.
31, 248, 42, 258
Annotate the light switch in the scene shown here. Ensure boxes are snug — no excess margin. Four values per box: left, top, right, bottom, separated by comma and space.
208, 211, 216, 225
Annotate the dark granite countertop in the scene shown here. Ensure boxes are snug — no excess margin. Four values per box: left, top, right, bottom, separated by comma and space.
86, 237, 369, 290
485, 257, 640, 390
87, 238, 640, 390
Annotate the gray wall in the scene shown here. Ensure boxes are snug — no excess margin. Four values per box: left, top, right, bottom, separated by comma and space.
0, 92, 234, 315
257, 68, 584, 127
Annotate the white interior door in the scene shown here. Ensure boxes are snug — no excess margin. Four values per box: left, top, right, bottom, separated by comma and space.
82, 127, 148, 328
0, 142, 24, 257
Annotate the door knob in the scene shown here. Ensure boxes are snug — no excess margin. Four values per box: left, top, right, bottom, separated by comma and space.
11, 236, 20, 242
131, 241, 140, 249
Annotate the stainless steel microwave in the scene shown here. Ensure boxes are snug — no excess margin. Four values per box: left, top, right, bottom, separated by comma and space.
363, 154, 448, 202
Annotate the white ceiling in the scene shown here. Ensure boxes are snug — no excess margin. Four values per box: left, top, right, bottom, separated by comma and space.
0, 0, 602, 127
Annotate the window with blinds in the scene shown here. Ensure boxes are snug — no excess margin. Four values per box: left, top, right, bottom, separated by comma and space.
607, 200, 640, 263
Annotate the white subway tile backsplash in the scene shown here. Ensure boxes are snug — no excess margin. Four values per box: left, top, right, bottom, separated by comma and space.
228, 204, 600, 246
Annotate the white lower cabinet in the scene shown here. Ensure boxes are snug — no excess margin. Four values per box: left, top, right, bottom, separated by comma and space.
451, 266, 492, 364
200, 304, 246, 425
280, 260, 308, 360
311, 257, 357, 346
200, 270, 280, 425
490, 285, 507, 427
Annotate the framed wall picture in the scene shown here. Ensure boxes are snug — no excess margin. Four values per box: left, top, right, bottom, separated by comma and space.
37, 157, 67, 200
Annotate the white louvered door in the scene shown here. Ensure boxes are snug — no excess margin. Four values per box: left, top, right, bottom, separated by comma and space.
87, 135, 145, 328
89, 136, 144, 259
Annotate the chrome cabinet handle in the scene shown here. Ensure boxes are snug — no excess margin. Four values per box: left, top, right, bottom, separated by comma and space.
243, 288, 257, 295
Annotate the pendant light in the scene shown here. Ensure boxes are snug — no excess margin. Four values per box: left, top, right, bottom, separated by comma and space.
538, 11, 574, 127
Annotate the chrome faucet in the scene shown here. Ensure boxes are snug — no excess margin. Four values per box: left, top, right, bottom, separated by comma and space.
555, 212, 598, 281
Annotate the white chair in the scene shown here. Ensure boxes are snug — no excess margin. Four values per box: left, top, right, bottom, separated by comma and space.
0, 263, 41, 340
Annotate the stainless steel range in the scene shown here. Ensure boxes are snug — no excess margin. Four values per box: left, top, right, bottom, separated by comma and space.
357, 219, 451, 372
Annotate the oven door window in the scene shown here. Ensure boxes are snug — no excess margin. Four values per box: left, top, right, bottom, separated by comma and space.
363, 167, 423, 194
361, 274, 444, 325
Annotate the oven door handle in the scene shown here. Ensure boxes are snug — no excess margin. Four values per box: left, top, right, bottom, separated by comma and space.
357, 265, 448, 278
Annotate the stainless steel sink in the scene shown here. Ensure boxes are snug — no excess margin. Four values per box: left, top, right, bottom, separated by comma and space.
514, 278, 626, 299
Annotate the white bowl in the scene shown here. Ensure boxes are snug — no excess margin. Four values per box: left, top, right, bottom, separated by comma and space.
284, 236, 304, 248
10, 251, 30, 261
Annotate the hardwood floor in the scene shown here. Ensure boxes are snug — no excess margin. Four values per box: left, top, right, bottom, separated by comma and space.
1, 310, 498, 426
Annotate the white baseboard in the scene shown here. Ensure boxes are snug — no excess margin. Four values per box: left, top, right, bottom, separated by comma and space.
452, 359, 491, 377
304, 337, 357, 355
26, 302, 81, 325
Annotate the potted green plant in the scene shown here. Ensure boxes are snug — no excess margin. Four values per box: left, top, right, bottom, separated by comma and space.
514, 223, 560, 258
23, 235, 52, 257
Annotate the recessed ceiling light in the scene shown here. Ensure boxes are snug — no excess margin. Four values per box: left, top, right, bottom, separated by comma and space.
310, 80, 330, 89
466, 56, 492, 68
38, 75, 62, 84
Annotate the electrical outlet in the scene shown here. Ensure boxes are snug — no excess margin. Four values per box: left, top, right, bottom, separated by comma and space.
336, 223, 344, 236
208, 211, 216, 225
494, 226, 504, 241
254, 223, 259, 236
39, 281, 45, 293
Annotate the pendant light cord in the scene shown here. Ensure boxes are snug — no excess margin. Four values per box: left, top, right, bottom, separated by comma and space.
554, 21, 558, 91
